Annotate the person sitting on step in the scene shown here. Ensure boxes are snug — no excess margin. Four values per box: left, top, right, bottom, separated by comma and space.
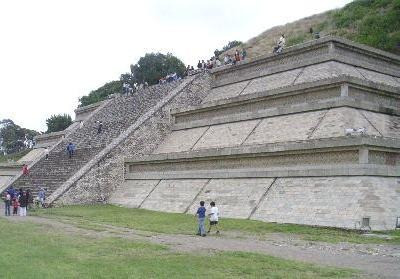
273, 34, 286, 54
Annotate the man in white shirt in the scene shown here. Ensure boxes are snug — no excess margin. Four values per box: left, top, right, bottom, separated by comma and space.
207, 201, 220, 234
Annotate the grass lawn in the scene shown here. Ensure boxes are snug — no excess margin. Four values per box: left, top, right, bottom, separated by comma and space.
32, 205, 400, 245
0, 218, 357, 279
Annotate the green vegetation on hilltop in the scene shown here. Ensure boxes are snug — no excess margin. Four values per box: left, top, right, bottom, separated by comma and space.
79, 52, 185, 107
0, 218, 357, 278
130, 52, 186, 85
214, 40, 243, 57
332, 0, 400, 52
79, 80, 123, 107
238, 0, 400, 58
46, 114, 72, 133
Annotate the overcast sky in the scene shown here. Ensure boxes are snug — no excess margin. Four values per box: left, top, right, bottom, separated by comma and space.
0, 0, 352, 132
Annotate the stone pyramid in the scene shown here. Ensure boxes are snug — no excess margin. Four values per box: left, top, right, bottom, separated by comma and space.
114, 37, 400, 230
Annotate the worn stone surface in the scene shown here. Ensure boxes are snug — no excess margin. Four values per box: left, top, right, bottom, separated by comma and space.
310, 107, 381, 139
241, 68, 302, 96
17, 148, 45, 163
206, 60, 399, 104
356, 67, 400, 88
202, 80, 249, 103
109, 180, 160, 208
244, 110, 326, 145
294, 62, 364, 85
140, 179, 208, 213
153, 127, 208, 154
187, 178, 275, 218
0, 176, 13, 187
251, 176, 400, 230
193, 120, 260, 150
362, 110, 400, 139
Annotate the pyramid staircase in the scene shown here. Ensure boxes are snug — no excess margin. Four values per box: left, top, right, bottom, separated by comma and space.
2, 80, 188, 199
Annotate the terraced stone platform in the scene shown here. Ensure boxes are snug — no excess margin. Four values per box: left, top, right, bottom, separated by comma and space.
118, 37, 400, 230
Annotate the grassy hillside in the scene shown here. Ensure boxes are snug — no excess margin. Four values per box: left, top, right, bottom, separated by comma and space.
230, 0, 400, 59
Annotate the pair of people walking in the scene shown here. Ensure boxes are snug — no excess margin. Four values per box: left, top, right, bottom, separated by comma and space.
195, 201, 219, 236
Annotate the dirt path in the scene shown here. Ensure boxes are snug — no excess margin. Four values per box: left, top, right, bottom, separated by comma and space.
3, 215, 400, 279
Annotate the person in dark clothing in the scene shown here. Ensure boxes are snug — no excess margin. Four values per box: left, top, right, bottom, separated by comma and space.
66, 142, 75, 158
7, 186, 16, 200
197, 60, 202, 69
26, 189, 32, 211
3, 192, 11, 216
97, 121, 103, 134
195, 201, 207, 237
18, 188, 23, 199
19, 192, 28, 216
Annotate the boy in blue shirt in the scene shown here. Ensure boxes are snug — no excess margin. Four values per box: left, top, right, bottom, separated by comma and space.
195, 201, 206, 237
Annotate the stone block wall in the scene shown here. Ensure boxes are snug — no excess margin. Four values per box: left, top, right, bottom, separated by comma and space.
207, 61, 399, 104
252, 176, 400, 230
112, 176, 400, 230
154, 107, 396, 154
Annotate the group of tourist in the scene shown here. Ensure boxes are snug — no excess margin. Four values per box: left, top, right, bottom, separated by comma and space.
122, 82, 134, 95
195, 201, 220, 236
3, 186, 47, 217
223, 48, 247, 66
159, 72, 181, 84
122, 81, 150, 96
23, 135, 35, 149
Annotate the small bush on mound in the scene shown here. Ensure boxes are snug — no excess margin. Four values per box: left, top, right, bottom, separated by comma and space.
46, 114, 72, 133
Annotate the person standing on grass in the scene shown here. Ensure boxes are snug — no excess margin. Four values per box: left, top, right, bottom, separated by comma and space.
3, 192, 11, 216
38, 188, 46, 208
208, 201, 220, 234
19, 191, 28, 217
26, 189, 32, 211
12, 197, 19, 215
195, 201, 207, 237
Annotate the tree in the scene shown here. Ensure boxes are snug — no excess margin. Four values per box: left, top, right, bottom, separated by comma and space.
0, 119, 39, 154
130, 53, 186, 85
214, 40, 243, 57
46, 114, 72, 133
79, 80, 123, 107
